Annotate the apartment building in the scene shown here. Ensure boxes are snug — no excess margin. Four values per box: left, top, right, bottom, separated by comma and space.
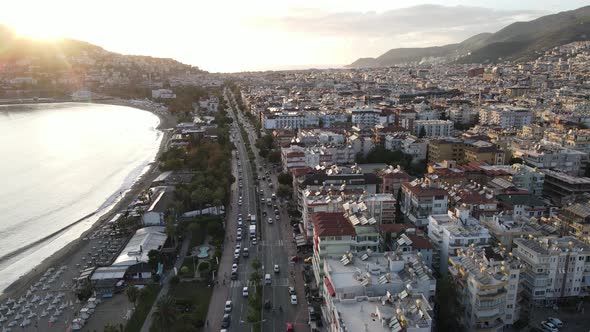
350, 106, 381, 128
540, 169, 590, 205
413, 120, 454, 137
322, 251, 435, 332
448, 246, 521, 331
513, 143, 587, 176
427, 138, 464, 163
401, 181, 448, 227
512, 236, 590, 306
479, 105, 533, 129
427, 206, 491, 275
554, 202, 590, 243
377, 166, 412, 196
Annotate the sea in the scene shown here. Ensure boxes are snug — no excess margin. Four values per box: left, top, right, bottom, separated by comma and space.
0, 102, 162, 294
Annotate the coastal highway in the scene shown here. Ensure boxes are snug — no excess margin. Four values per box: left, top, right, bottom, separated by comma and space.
229, 91, 310, 332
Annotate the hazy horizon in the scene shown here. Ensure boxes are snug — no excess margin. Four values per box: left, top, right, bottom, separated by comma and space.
2, 0, 588, 72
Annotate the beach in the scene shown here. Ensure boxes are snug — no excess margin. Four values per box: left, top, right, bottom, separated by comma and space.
0, 99, 176, 308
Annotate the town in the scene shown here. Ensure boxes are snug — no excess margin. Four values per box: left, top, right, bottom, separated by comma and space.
1, 15, 590, 332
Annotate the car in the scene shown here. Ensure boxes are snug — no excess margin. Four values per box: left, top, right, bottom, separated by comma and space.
290, 294, 298, 305
262, 210, 267, 216
274, 264, 280, 273
233, 256, 239, 263
547, 318, 563, 328
268, 217, 274, 224
224, 301, 232, 313
242, 287, 249, 297
265, 274, 272, 285
541, 321, 558, 332
242, 248, 249, 257
238, 219, 243, 226
286, 322, 294, 332
288, 286, 296, 295
252, 238, 257, 245
236, 233, 242, 241
239, 183, 243, 188
221, 314, 231, 328
231, 271, 238, 280
232, 264, 238, 273
264, 300, 271, 310
237, 229, 242, 235
238, 200, 242, 205
276, 215, 280, 222
235, 243, 241, 250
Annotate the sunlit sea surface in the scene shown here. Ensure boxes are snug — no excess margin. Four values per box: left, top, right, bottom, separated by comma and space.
0, 103, 161, 294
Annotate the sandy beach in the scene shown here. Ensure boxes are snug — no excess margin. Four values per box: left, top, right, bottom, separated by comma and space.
0, 99, 176, 305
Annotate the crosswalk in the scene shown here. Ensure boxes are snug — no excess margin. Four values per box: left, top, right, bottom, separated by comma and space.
229, 278, 290, 288
259, 240, 284, 246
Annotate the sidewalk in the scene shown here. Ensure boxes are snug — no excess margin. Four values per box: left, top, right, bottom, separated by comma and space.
140, 236, 191, 332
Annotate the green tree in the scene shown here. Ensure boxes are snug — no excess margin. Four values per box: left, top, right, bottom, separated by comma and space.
418, 126, 426, 138
103, 323, 124, 332
153, 296, 178, 331
147, 250, 161, 271
251, 258, 261, 271
277, 172, 293, 186
267, 150, 281, 163
395, 189, 403, 223
277, 184, 292, 198
126, 286, 139, 308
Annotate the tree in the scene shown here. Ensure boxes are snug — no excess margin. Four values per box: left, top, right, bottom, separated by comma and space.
103, 323, 124, 332
267, 150, 281, 163
277, 172, 293, 186
126, 286, 139, 308
153, 296, 178, 330
148, 250, 161, 271
251, 258, 261, 271
418, 126, 426, 138
277, 184, 292, 198
395, 189, 403, 223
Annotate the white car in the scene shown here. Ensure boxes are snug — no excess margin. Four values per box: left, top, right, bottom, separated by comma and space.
242, 287, 249, 297
224, 300, 232, 313
236, 233, 242, 241
268, 217, 273, 224
547, 317, 563, 328
238, 200, 242, 206
235, 243, 241, 250
274, 264, 280, 273
290, 294, 298, 305
232, 264, 238, 273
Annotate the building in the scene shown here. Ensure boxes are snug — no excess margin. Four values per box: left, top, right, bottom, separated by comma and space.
413, 120, 454, 137
377, 166, 412, 196
555, 202, 590, 243
427, 138, 464, 163
322, 251, 436, 332
350, 106, 381, 128
514, 144, 587, 176
541, 169, 590, 205
506, 163, 545, 196
427, 207, 491, 275
152, 89, 176, 99
109, 226, 168, 279
478, 105, 533, 129
512, 236, 590, 306
448, 246, 521, 331
401, 181, 448, 227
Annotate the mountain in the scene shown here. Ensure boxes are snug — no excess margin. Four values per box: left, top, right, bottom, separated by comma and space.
348, 6, 590, 68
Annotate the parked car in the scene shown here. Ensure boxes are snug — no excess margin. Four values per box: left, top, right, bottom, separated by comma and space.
288, 287, 296, 295
290, 294, 298, 305
547, 318, 563, 328
242, 248, 249, 257
286, 323, 294, 332
541, 321, 558, 332
268, 217, 274, 224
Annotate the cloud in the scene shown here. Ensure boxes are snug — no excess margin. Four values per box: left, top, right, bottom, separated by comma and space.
250, 4, 548, 48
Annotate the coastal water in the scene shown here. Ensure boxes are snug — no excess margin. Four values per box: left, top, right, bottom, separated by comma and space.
0, 103, 162, 293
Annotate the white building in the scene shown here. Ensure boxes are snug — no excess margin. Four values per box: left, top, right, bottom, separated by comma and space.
152, 89, 176, 99
448, 246, 521, 331
350, 107, 381, 129
413, 120, 454, 137
479, 105, 533, 129
427, 207, 491, 275
512, 236, 590, 306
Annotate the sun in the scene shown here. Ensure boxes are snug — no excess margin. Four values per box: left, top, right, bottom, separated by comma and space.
12, 24, 64, 41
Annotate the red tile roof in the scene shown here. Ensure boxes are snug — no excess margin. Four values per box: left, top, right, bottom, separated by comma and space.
407, 235, 434, 250
312, 212, 356, 237
402, 183, 448, 197
379, 223, 413, 234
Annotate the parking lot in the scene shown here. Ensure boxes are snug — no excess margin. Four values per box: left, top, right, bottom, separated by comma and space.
523, 300, 590, 332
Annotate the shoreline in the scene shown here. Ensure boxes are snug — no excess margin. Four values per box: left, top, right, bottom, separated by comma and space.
0, 99, 176, 301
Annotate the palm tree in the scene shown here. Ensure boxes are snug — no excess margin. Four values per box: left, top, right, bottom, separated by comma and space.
152, 296, 177, 331
103, 323, 124, 332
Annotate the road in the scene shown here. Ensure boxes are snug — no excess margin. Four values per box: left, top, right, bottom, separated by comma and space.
206, 89, 310, 332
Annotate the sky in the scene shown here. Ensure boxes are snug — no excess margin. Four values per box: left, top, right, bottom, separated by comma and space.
1, 0, 587, 72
